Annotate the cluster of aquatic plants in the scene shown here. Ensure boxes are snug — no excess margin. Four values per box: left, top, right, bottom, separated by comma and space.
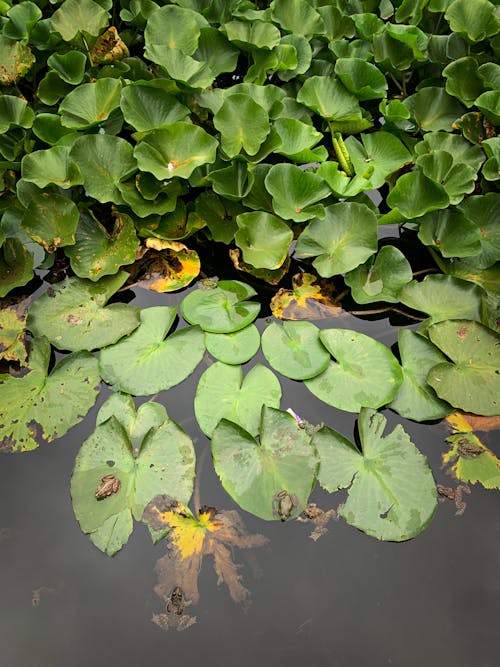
1, 0, 499, 554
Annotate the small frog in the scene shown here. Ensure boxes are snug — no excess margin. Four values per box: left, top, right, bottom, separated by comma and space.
167, 586, 185, 616
272, 490, 299, 522
437, 483, 470, 516
198, 277, 218, 290
95, 474, 121, 500
456, 437, 483, 458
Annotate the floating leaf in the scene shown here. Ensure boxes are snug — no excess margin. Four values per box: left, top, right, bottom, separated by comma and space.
481, 137, 500, 181
205, 324, 260, 365
442, 56, 485, 107
21, 146, 83, 190
0, 95, 35, 135
305, 329, 403, 413
229, 248, 290, 286
475, 90, 500, 126
47, 50, 87, 85
194, 362, 281, 437
99, 306, 205, 396
144, 4, 202, 58
71, 393, 195, 555
180, 280, 260, 334
211, 406, 318, 520
64, 209, 139, 281
59, 79, 122, 129
89, 26, 129, 65
345, 245, 413, 304
344, 131, 412, 189
295, 202, 378, 277
0, 302, 27, 364
427, 320, 500, 416
270, 273, 343, 320
120, 85, 189, 132
261, 321, 330, 380
315, 409, 437, 541
387, 171, 450, 218
27, 273, 141, 352
0, 238, 34, 297
334, 58, 387, 100
297, 76, 361, 121
446, 412, 500, 434
21, 192, 79, 253
264, 163, 331, 222
214, 94, 270, 158
234, 212, 292, 270
389, 329, 453, 421
417, 208, 482, 258
414, 131, 485, 171
273, 117, 323, 161
271, 0, 324, 37
445, 0, 500, 43
0, 36, 35, 85
457, 193, 500, 268
129, 238, 200, 292
49, 0, 110, 41
0, 338, 100, 453
416, 150, 477, 205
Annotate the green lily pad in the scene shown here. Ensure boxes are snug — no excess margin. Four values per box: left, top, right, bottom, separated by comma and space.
0, 237, 34, 297
387, 171, 450, 218
305, 328, 403, 413
21, 191, 79, 253
404, 87, 465, 132
475, 90, 500, 126
427, 320, 500, 416
264, 163, 331, 222
417, 208, 482, 258
27, 273, 141, 352
21, 146, 83, 190
416, 150, 477, 205
297, 76, 361, 121
414, 131, 485, 171
144, 4, 202, 57
49, 0, 110, 41
457, 193, 500, 269
0, 95, 35, 134
205, 324, 260, 365
345, 245, 413, 304
71, 393, 195, 555
134, 123, 218, 180
194, 362, 282, 437
261, 321, 330, 381
99, 306, 205, 396
314, 408, 437, 541
0, 302, 27, 365
59, 79, 122, 129
224, 19, 281, 50
335, 58, 387, 100
214, 93, 270, 158
443, 56, 485, 107
271, 0, 324, 37
389, 329, 453, 422
120, 85, 189, 132
235, 212, 292, 270
295, 202, 378, 277
0, 337, 100, 453
445, 0, 500, 43
344, 131, 412, 189
180, 280, 260, 333
211, 406, 318, 521
64, 209, 139, 281
273, 117, 323, 161
47, 50, 87, 85
0, 36, 35, 85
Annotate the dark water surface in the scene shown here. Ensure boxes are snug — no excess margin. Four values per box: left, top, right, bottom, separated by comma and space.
1, 285, 499, 667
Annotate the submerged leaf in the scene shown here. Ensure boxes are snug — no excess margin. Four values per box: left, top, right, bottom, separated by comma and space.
270, 273, 343, 320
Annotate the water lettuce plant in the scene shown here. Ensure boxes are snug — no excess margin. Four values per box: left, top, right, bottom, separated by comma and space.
1, 0, 499, 554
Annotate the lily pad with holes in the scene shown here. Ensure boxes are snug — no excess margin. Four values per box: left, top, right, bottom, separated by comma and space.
314, 409, 437, 541
305, 328, 403, 413
194, 362, 281, 437
261, 321, 330, 380
27, 272, 141, 352
211, 405, 318, 521
427, 320, 500, 416
205, 324, 260, 365
71, 393, 195, 555
0, 337, 100, 453
99, 306, 205, 396
180, 280, 260, 333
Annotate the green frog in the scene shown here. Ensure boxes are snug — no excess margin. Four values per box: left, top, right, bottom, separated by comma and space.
95, 474, 121, 500
272, 490, 299, 521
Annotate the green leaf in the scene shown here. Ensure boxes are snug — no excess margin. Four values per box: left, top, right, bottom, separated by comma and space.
387, 171, 450, 218
481, 137, 500, 181
64, 209, 139, 281
445, 0, 500, 43
427, 320, 500, 416
180, 280, 260, 333
0, 337, 100, 453
295, 202, 378, 277
99, 306, 204, 396
334, 58, 387, 101
21, 146, 83, 190
457, 193, 500, 268
144, 4, 203, 57
234, 211, 292, 270
442, 57, 485, 107
224, 20, 281, 50
389, 329, 453, 422
305, 328, 403, 413
261, 321, 330, 380
213, 94, 270, 158
404, 87, 465, 132
273, 118, 323, 161
344, 131, 412, 189
59, 78, 122, 129
120, 85, 189, 132
0, 95, 34, 134
264, 163, 331, 222
315, 409, 437, 541
21, 191, 79, 252
205, 324, 260, 365
71, 393, 195, 555
475, 90, 500, 126
193, 191, 241, 244
414, 131, 485, 171
0, 237, 34, 297
69, 134, 136, 204
0, 36, 35, 84
345, 245, 413, 304
134, 123, 218, 180
27, 273, 141, 351
207, 160, 254, 201
195, 362, 282, 437
316, 161, 373, 198
297, 76, 361, 121
211, 406, 317, 521
3, 2, 42, 41
50, 0, 110, 41
417, 208, 482, 258
47, 51, 87, 85
416, 150, 477, 205
271, 0, 325, 38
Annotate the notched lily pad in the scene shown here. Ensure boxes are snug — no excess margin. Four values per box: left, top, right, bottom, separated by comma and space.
261, 321, 330, 380
205, 324, 260, 365
270, 273, 344, 320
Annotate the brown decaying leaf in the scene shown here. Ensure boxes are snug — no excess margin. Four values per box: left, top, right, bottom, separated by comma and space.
90, 27, 129, 65
446, 411, 500, 434
270, 273, 344, 320
127, 239, 200, 292
0, 300, 28, 364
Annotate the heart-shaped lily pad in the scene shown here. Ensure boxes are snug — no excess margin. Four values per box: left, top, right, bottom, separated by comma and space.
205, 324, 260, 365
0, 337, 100, 453
264, 163, 331, 222
345, 245, 413, 304
71, 393, 195, 555
180, 280, 261, 333
261, 321, 330, 380
194, 361, 281, 437
99, 306, 205, 396
211, 405, 318, 521
235, 211, 293, 269
314, 408, 437, 541
27, 272, 141, 351
305, 328, 403, 412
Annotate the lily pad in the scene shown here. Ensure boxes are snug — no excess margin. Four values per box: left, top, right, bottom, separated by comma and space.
305, 328, 403, 413
120, 85, 189, 132
297, 76, 361, 121
404, 87, 465, 132
59, 78, 122, 129
345, 245, 413, 304
344, 132, 413, 189
457, 193, 500, 268
211, 406, 318, 521
27, 272, 141, 352
416, 150, 477, 205
387, 171, 450, 218
205, 324, 260, 365
99, 306, 205, 396
261, 321, 330, 380
443, 431, 500, 490
0, 36, 35, 85
235, 212, 292, 270
0, 95, 35, 134
389, 329, 453, 422
0, 237, 34, 297
271, 0, 325, 38
49, 0, 110, 41
21, 192, 79, 253
214, 94, 270, 158
0, 337, 100, 453
71, 393, 195, 555
194, 362, 281, 437
427, 320, 500, 416
270, 273, 343, 320
264, 163, 331, 222
129, 238, 200, 292
417, 209, 482, 258
21, 146, 83, 190
314, 409, 437, 541
295, 202, 378, 277
0, 302, 27, 364
180, 280, 260, 333
334, 58, 387, 100
445, 0, 500, 43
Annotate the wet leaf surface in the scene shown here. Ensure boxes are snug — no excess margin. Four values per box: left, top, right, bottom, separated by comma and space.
270, 273, 344, 320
